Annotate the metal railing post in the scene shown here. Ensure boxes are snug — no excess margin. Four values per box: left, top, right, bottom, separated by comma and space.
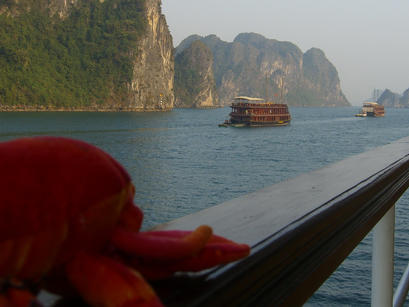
372, 205, 395, 307
393, 261, 409, 307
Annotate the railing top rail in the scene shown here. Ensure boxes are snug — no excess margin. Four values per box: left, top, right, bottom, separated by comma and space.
153, 136, 409, 306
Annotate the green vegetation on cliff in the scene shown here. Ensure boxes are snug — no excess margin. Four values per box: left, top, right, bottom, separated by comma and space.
0, 0, 145, 108
174, 44, 203, 104
175, 40, 218, 107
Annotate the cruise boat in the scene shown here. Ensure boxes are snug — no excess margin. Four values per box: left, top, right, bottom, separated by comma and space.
219, 96, 291, 127
355, 102, 385, 117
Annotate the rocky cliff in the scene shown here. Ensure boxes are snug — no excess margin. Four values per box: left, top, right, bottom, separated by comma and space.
174, 40, 219, 108
175, 33, 349, 107
378, 88, 409, 108
129, 0, 174, 111
301, 48, 348, 106
378, 89, 402, 107
401, 89, 409, 107
0, 0, 174, 111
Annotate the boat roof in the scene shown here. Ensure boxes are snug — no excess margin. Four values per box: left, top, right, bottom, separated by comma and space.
234, 96, 264, 102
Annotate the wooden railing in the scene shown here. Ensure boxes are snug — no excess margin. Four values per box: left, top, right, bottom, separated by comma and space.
153, 136, 409, 306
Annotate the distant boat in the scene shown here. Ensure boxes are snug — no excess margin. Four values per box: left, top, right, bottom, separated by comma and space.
219, 96, 291, 127
355, 102, 385, 117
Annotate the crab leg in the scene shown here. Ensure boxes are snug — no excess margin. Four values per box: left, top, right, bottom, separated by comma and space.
164, 239, 250, 272
112, 228, 250, 280
66, 251, 163, 307
111, 225, 213, 260
126, 236, 250, 280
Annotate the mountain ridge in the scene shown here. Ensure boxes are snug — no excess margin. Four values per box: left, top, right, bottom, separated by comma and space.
0, 2, 350, 111
377, 88, 409, 108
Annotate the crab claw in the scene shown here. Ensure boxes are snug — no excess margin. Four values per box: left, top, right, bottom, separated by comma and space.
127, 237, 250, 280
118, 201, 144, 233
66, 252, 163, 307
111, 227, 250, 280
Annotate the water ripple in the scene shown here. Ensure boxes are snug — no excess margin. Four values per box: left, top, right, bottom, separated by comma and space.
2, 107, 409, 305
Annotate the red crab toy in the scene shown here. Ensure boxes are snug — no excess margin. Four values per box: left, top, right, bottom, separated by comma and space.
0, 137, 250, 307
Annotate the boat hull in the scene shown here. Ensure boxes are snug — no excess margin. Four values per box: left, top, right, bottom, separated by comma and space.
219, 120, 290, 128
367, 112, 385, 117
248, 120, 291, 127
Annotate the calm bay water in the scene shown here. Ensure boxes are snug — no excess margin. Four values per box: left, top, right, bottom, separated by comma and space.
2, 107, 409, 306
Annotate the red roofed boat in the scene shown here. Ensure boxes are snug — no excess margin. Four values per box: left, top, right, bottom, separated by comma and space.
219, 96, 291, 127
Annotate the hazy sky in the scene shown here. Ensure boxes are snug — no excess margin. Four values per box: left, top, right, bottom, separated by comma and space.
162, 0, 409, 105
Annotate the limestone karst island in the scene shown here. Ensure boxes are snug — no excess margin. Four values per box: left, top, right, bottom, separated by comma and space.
0, 0, 351, 111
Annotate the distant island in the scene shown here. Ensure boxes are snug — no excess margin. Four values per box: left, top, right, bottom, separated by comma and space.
376, 88, 409, 108
0, 0, 349, 111
174, 33, 350, 108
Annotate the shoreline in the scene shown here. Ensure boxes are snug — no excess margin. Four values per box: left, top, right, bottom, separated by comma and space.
0, 106, 174, 112
0, 105, 362, 112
